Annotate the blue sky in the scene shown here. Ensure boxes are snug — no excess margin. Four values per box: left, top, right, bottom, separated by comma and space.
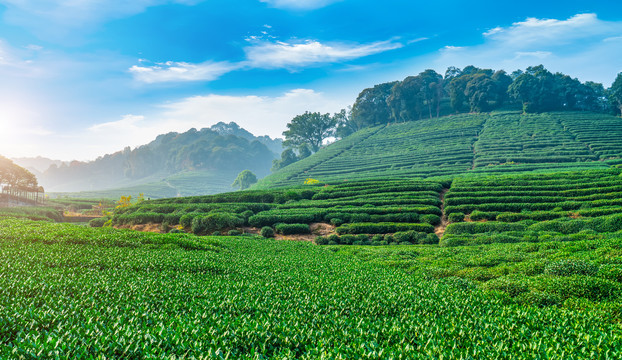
0, 0, 621, 160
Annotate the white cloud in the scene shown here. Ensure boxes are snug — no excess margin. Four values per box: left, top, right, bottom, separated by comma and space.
88, 114, 145, 132
131, 38, 403, 82
483, 13, 615, 47
435, 13, 622, 85
0, 0, 202, 40
129, 61, 238, 83
259, 0, 340, 10
244, 39, 403, 69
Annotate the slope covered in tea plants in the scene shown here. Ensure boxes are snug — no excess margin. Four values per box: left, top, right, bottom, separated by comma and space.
1, 218, 622, 358
256, 111, 620, 189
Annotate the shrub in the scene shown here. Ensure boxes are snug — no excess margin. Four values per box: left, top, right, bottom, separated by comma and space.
422, 233, 440, 245
327, 234, 341, 244
439, 236, 467, 247
534, 275, 620, 301
191, 212, 243, 235
180, 213, 198, 229
212, 231, 221, 236
275, 223, 311, 235
448, 212, 465, 223
89, 217, 109, 228
420, 214, 441, 226
356, 234, 369, 243
330, 218, 344, 227
516, 291, 561, 307
228, 230, 241, 236
598, 264, 622, 282
544, 260, 599, 277
444, 222, 526, 235
315, 236, 328, 245
260, 226, 275, 238
336, 234, 354, 245
469, 210, 497, 221
482, 275, 530, 297
336, 222, 434, 235
371, 234, 384, 242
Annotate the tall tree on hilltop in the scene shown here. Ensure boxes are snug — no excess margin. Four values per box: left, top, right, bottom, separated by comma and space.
465, 73, 497, 112
491, 70, 513, 107
387, 76, 424, 121
419, 69, 444, 119
351, 81, 398, 127
283, 111, 336, 153
610, 73, 622, 116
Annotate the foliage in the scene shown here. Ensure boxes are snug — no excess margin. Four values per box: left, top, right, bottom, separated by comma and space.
260, 226, 274, 238
304, 178, 320, 185
232, 170, 258, 190
282, 111, 337, 153
274, 223, 310, 235
0, 155, 39, 191
610, 72, 622, 116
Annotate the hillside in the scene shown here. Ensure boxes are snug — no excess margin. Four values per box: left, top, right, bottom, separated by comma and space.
256, 111, 620, 189
20, 122, 282, 198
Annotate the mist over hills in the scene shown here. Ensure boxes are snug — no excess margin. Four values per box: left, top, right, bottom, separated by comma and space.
14, 122, 282, 195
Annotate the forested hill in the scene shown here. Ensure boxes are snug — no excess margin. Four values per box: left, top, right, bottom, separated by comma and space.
34, 122, 282, 194
255, 111, 622, 189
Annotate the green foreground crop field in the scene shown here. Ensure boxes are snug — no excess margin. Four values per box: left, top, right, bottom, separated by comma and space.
1, 218, 622, 358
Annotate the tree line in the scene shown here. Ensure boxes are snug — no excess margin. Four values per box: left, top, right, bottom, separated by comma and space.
272, 65, 622, 171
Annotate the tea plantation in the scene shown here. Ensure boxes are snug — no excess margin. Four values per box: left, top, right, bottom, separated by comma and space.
255, 111, 618, 189
1, 218, 622, 358
4, 110, 622, 357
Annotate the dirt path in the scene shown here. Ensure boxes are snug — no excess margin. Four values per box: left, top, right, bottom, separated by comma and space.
434, 188, 449, 238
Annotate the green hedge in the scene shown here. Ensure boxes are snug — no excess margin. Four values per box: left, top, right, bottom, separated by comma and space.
275, 223, 311, 235
336, 222, 434, 235
444, 222, 527, 235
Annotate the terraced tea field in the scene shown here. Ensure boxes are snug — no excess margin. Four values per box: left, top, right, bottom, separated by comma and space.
1, 218, 622, 358
113, 179, 447, 243
256, 111, 622, 189
443, 168, 622, 245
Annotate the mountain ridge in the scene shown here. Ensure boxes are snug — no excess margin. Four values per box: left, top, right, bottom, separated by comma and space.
15, 122, 282, 196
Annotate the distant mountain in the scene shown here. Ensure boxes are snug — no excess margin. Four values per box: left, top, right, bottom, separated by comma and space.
12, 156, 68, 177
31, 122, 282, 195
209, 122, 283, 155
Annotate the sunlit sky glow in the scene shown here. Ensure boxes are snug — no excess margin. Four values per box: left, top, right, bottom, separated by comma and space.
0, 0, 620, 160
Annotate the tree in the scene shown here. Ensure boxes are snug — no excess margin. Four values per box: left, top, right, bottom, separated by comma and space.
508, 65, 557, 113
283, 112, 336, 153
232, 170, 257, 190
351, 82, 397, 127
610, 72, 622, 116
465, 73, 497, 112
418, 69, 444, 118
334, 108, 357, 139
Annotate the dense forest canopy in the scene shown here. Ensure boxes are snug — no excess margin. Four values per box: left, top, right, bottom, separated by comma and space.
273, 65, 622, 171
